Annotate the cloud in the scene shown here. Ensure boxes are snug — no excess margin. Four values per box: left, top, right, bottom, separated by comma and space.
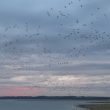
0, 0, 110, 96
0, 86, 45, 96
0, 74, 110, 96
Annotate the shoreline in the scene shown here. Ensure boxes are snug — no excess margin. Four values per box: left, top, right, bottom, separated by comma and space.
79, 103, 110, 110
0, 96, 110, 100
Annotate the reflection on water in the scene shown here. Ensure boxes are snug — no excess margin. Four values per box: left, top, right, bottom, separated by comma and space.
0, 100, 88, 110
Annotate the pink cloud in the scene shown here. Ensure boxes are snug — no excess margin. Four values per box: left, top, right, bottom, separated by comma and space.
0, 86, 46, 96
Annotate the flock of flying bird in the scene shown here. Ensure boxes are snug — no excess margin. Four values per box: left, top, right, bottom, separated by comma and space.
0, 0, 109, 95
0, 0, 109, 69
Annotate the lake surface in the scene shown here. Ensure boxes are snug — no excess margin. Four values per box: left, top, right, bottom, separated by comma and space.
0, 99, 87, 110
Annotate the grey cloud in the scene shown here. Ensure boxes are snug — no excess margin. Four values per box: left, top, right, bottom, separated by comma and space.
0, 0, 110, 96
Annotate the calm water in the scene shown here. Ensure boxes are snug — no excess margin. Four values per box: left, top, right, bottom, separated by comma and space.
0, 99, 87, 110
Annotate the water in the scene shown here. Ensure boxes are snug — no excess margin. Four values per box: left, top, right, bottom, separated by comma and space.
0, 99, 87, 110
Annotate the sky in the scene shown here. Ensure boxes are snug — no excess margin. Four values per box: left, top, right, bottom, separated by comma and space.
0, 0, 110, 96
